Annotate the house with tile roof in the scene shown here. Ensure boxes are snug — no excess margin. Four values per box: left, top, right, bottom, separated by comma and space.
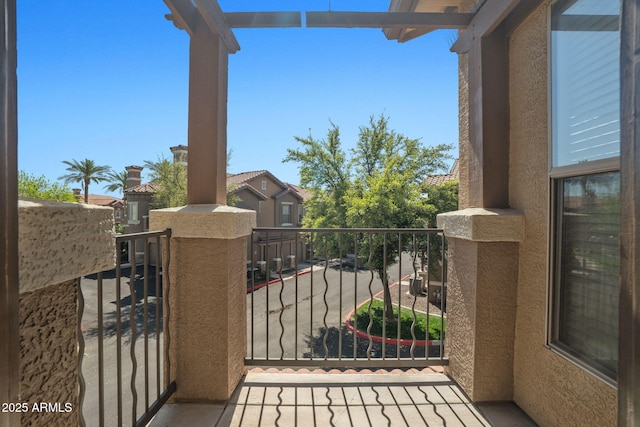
122, 154, 311, 267
74, 190, 125, 225
227, 170, 310, 269
423, 159, 459, 186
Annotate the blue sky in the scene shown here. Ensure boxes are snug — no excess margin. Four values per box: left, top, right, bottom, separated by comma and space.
17, 1, 459, 196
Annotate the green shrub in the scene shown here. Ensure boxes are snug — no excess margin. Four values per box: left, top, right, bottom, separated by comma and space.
352, 299, 445, 341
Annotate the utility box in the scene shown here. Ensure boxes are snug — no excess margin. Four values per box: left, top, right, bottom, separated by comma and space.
272, 258, 282, 273
409, 276, 423, 296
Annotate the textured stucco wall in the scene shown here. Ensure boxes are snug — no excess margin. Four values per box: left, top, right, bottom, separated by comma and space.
458, 52, 470, 209
151, 206, 254, 402
19, 279, 78, 426
445, 238, 477, 394
509, 3, 616, 425
443, 236, 519, 401
18, 199, 116, 293
168, 237, 247, 402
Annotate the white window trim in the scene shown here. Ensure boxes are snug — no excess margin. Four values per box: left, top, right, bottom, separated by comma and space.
281, 202, 293, 226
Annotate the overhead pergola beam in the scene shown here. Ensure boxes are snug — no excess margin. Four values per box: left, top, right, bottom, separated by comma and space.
306, 12, 472, 29
193, 0, 239, 53
164, 0, 199, 36
224, 12, 302, 28
451, 0, 519, 53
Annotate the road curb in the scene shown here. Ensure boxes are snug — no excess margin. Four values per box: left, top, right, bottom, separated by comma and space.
343, 273, 436, 347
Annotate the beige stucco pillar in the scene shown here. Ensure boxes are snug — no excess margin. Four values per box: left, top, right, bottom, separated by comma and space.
437, 208, 524, 402
150, 205, 256, 402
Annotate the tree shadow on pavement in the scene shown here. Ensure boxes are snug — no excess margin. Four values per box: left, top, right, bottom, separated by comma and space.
303, 326, 442, 360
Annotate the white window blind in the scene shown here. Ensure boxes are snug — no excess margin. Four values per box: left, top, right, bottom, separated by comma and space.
551, 0, 620, 167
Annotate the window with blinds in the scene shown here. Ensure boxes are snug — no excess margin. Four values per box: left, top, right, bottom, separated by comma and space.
549, 0, 621, 383
551, 0, 620, 167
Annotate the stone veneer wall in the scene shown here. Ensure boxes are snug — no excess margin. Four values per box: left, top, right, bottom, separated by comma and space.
19, 279, 78, 427
508, 3, 616, 425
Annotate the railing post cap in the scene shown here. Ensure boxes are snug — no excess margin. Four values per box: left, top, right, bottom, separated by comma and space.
149, 204, 256, 239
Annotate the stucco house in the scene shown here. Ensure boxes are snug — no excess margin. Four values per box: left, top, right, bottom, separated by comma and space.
424, 158, 459, 186
76, 192, 125, 226
122, 161, 310, 267
228, 170, 309, 270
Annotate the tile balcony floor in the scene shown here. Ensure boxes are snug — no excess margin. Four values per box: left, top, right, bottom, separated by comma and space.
149, 368, 537, 426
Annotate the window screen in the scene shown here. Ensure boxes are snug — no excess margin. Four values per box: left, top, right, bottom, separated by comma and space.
555, 172, 620, 377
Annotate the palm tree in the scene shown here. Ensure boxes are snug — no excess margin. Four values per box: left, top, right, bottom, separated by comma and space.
59, 159, 111, 203
103, 169, 128, 195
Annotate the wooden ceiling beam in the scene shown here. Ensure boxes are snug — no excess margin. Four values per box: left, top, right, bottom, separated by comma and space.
193, 0, 240, 53
451, 0, 519, 53
163, 0, 199, 36
305, 11, 472, 29
224, 12, 302, 28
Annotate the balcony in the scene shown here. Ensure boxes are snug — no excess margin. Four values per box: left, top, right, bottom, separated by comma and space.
10, 201, 539, 426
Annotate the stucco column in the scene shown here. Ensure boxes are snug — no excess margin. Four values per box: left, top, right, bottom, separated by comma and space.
150, 205, 256, 402
437, 208, 524, 401
187, 28, 229, 205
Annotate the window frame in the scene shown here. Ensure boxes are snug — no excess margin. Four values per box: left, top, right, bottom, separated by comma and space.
546, 0, 621, 386
128, 201, 139, 224
281, 202, 293, 226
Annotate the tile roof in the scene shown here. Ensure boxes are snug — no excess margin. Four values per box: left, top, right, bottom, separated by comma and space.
124, 183, 161, 194
123, 170, 313, 202
287, 183, 312, 201
226, 170, 269, 186
424, 159, 459, 186
85, 194, 124, 207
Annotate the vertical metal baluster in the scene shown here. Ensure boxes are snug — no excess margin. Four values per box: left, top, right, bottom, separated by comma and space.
338, 233, 343, 361
250, 231, 255, 360
115, 240, 123, 426
397, 234, 402, 358
266, 231, 270, 360
294, 232, 299, 361
322, 238, 329, 360
440, 232, 446, 360
143, 237, 150, 411
130, 239, 138, 425
309, 233, 314, 360
382, 233, 387, 359
366, 233, 375, 360
425, 232, 431, 360
410, 234, 419, 360
77, 277, 87, 427
353, 234, 359, 361
97, 272, 105, 426
155, 235, 161, 399
164, 230, 172, 389
278, 231, 285, 359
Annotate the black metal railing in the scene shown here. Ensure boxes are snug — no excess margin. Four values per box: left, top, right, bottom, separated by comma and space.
246, 228, 448, 368
78, 229, 175, 427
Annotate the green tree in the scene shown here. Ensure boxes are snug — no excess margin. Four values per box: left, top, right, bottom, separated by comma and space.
18, 171, 76, 202
59, 158, 111, 203
144, 156, 187, 208
145, 150, 240, 208
104, 169, 129, 195
420, 180, 459, 277
285, 114, 453, 318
